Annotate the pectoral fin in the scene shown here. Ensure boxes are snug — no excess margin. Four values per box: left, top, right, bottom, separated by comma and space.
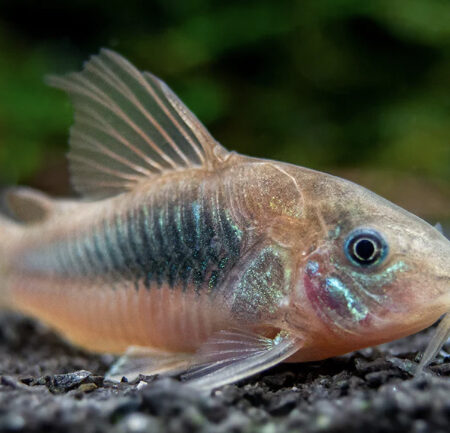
106, 330, 302, 389
182, 329, 302, 391
416, 313, 450, 375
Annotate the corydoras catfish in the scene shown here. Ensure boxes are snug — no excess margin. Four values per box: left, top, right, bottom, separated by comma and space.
0, 50, 449, 390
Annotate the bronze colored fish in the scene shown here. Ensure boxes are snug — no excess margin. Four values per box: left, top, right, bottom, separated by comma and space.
0, 50, 449, 390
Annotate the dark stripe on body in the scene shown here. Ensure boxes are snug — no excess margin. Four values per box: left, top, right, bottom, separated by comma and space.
19, 181, 244, 294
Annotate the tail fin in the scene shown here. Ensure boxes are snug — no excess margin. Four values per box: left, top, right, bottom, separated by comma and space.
0, 213, 21, 308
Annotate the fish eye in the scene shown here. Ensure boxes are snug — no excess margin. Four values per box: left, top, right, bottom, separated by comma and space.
344, 229, 388, 267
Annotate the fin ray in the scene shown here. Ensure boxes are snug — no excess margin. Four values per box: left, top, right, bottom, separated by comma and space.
416, 313, 450, 375
103, 49, 208, 163
47, 49, 228, 199
87, 55, 191, 167
182, 330, 302, 391
106, 346, 194, 383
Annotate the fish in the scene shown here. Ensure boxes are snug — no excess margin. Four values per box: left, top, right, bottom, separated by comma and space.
0, 49, 449, 391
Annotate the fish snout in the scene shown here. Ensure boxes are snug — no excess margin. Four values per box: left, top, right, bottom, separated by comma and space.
401, 226, 450, 307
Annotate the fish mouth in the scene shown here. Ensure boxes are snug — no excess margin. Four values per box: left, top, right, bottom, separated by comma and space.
433, 273, 450, 283
353, 290, 450, 347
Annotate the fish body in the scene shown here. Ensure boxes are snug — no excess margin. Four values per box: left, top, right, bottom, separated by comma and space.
1, 50, 449, 389
3, 159, 313, 354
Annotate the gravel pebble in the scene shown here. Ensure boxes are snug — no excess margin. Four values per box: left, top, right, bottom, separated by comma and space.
0, 312, 449, 432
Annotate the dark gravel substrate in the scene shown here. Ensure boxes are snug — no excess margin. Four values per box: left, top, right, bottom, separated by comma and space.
0, 312, 449, 433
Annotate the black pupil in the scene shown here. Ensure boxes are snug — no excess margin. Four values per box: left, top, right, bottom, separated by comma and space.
345, 230, 387, 267
353, 238, 377, 263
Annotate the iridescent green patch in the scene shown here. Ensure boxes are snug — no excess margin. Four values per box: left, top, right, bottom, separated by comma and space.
232, 246, 288, 320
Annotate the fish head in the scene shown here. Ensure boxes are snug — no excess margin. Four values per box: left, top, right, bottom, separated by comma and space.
288, 170, 450, 358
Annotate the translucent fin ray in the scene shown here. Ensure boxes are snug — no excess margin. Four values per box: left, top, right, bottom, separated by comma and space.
47, 49, 229, 199
105, 346, 194, 383
182, 330, 302, 391
416, 313, 450, 375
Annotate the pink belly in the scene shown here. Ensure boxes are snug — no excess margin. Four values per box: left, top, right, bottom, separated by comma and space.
9, 275, 232, 354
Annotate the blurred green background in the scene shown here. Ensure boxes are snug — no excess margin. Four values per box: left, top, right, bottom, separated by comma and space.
0, 0, 448, 226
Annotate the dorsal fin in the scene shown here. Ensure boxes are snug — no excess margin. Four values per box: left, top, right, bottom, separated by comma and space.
46, 49, 229, 199
4, 188, 55, 223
